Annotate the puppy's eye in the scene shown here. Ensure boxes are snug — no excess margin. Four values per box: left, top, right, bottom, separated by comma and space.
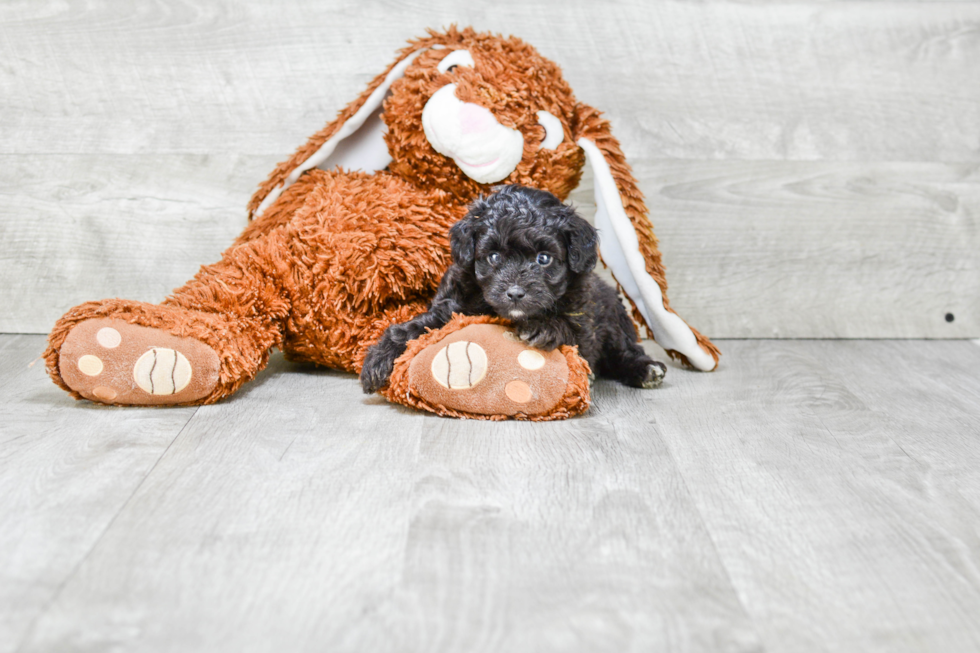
536, 253, 553, 267
488, 252, 501, 265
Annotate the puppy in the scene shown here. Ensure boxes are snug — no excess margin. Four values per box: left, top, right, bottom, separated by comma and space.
360, 185, 667, 394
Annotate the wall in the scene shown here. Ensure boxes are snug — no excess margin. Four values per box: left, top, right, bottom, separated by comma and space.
1, 0, 977, 337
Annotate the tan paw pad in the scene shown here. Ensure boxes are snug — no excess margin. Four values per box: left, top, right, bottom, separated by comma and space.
92, 386, 118, 402
96, 327, 122, 348
504, 379, 533, 403
517, 350, 545, 370
430, 341, 488, 389
77, 355, 104, 376
133, 348, 193, 395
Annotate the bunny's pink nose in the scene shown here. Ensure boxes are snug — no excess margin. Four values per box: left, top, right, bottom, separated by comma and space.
459, 102, 498, 135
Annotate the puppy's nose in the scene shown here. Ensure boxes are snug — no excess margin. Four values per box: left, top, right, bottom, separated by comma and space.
506, 285, 526, 301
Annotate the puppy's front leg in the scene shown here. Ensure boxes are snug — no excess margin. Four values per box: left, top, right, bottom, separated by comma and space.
360, 308, 454, 394
360, 268, 472, 394
518, 318, 576, 351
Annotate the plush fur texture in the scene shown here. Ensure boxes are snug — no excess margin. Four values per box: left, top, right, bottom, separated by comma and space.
45, 26, 718, 408
361, 186, 665, 395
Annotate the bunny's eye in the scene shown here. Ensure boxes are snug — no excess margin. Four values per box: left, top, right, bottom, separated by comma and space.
438, 50, 475, 74
536, 253, 553, 267
536, 111, 564, 151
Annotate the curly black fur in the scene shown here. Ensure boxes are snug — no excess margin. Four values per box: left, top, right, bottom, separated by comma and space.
360, 185, 666, 394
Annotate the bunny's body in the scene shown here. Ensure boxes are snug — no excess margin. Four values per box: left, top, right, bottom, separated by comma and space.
225, 169, 463, 373
46, 27, 719, 407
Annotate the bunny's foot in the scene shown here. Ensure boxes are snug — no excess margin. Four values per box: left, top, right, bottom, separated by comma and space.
45, 299, 275, 406
380, 315, 591, 421
55, 317, 220, 406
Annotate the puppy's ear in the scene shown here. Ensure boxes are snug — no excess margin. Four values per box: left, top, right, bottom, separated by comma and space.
563, 211, 598, 274
448, 205, 485, 269
573, 102, 720, 371
248, 35, 450, 220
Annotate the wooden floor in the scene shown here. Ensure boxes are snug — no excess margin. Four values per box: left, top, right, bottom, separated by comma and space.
2, 335, 980, 653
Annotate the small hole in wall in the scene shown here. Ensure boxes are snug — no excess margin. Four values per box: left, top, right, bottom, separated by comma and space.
945, 313, 955, 323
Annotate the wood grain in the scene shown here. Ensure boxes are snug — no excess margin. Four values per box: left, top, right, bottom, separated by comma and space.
5, 155, 977, 337
4, 336, 980, 651
652, 339, 980, 652
0, 335, 198, 652
0, 154, 272, 333
572, 160, 980, 338
391, 387, 759, 652
2, 0, 978, 337
1, 1, 977, 160
14, 351, 759, 653
808, 339, 980, 504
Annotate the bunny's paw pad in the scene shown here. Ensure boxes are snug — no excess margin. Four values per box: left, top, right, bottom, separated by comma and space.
406, 323, 570, 417
58, 318, 220, 406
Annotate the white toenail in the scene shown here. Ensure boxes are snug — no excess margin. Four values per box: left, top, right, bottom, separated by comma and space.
78, 355, 103, 376
96, 327, 121, 348
133, 348, 192, 395
518, 350, 545, 370
431, 341, 488, 389
505, 380, 532, 404
502, 331, 521, 342
93, 386, 117, 401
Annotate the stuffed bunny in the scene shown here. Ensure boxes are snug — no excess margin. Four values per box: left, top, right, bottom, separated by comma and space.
45, 26, 719, 417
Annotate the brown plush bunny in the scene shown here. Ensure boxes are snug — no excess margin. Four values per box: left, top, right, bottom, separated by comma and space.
45, 26, 719, 417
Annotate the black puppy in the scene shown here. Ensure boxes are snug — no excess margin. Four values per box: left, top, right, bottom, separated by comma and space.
360, 185, 666, 394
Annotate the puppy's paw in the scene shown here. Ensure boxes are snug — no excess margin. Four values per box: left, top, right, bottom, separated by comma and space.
360, 348, 396, 394
518, 325, 565, 351
641, 361, 667, 389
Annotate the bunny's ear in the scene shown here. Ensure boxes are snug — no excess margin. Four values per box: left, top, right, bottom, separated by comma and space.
248, 43, 439, 220
573, 103, 720, 371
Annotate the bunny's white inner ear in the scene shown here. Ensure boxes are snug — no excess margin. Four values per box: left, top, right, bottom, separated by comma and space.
255, 48, 428, 217
576, 137, 717, 371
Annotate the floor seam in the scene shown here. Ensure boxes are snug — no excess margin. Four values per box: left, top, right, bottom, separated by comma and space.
14, 406, 201, 653
651, 405, 770, 653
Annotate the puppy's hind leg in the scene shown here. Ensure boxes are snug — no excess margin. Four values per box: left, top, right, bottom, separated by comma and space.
599, 340, 666, 389
597, 304, 667, 389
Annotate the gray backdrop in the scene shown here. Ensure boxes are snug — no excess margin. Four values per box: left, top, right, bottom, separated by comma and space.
2, 0, 977, 338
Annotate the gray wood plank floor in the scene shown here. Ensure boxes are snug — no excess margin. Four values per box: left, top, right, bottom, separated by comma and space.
2, 335, 979, 652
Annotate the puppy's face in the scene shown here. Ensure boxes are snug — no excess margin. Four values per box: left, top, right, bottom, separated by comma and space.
451, 186, 598, 323
474, 218, 569, 321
